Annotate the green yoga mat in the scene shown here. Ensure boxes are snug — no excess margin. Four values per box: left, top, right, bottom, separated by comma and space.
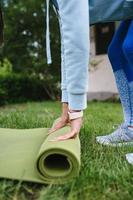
0, 118, 81, 184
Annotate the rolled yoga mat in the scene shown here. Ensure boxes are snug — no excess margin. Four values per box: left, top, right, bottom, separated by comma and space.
0, 118, 81, 184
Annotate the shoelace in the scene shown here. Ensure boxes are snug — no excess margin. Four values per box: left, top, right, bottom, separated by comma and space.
112, 122, 127, 130
46, 0, 52, 64
112, 123, 129, 138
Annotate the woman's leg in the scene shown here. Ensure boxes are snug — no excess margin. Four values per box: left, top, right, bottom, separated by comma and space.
122, 20, 133, 126
124, 33, 133, 160
107, 20, 131, 125
96, 21, 133, 146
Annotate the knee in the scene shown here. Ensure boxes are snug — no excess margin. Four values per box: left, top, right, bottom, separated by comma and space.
107, 41, 118, 62
122, 40, 133, 57
107, 40, 124, 72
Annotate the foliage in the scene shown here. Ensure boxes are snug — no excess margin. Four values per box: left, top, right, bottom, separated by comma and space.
0, 0, 61, 102
0, 73, 60, 105
2, 0, 60, 71
0, 58, 12, 75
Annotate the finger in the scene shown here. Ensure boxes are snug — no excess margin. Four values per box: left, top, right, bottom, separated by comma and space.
49, 134, 70, 142
48, 124, 61, 134
48, 122, 67, 134
48, 128, 57, 134
49, 131, 77, 142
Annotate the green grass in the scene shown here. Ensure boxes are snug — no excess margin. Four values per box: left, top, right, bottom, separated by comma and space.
0, 101, 133, 200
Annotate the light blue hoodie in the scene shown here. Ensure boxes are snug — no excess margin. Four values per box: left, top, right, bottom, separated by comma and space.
45, 0, 133, 110
46, 0, 133, 65
46, 0, 90, 110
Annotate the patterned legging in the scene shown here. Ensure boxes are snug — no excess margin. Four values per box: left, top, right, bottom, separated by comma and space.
108, 20, 133, 126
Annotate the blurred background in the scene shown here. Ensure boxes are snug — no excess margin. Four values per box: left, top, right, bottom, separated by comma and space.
0, 0, 119, 106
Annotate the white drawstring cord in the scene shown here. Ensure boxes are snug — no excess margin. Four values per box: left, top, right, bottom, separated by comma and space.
46, 0, 52, 64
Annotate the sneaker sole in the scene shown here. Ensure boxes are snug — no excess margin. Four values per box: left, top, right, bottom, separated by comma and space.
96, 140, 133, 147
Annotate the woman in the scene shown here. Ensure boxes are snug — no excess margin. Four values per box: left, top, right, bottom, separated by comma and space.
96, 20, 133, 149
46, 0, 90, 141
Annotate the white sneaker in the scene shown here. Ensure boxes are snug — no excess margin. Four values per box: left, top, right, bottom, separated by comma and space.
96, 123, 133, 146
126, 153, 133, 165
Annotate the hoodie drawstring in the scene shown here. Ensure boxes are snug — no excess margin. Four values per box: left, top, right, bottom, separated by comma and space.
46, 0, 52, 64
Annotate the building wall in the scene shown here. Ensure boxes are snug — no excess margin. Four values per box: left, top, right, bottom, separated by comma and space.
88, 23, 119, 100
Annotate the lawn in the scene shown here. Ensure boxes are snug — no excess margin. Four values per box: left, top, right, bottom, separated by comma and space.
0, 101, 132, 200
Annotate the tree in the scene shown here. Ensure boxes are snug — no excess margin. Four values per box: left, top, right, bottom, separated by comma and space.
2, 0, 61, 76
0, 0, 61, 100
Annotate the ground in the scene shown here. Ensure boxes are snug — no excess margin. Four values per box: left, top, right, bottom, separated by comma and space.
0, 101, 132, 200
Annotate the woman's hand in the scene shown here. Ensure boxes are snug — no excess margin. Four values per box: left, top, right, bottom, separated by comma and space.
50, 110, 83, 141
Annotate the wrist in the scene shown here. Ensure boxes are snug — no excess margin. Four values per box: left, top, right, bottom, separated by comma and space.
69, 109, 82, 113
